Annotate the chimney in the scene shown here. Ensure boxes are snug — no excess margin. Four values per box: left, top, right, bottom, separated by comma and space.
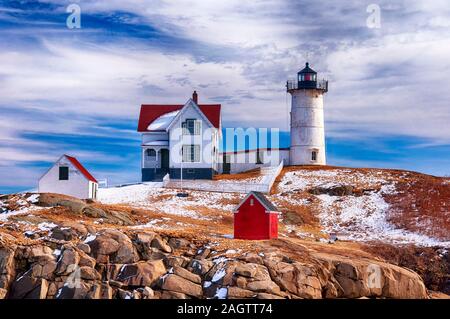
192, 91, 198, 104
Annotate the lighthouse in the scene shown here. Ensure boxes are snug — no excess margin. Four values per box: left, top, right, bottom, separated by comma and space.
287, 62, 328, 165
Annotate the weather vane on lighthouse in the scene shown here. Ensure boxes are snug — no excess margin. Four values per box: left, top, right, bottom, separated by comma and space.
286, 62, 328, 166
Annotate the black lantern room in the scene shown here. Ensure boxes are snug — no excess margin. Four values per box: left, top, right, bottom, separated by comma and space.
297, 62, 318, 89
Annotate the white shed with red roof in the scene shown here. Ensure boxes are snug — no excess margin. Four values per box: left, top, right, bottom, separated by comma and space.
38, 154, 98, 199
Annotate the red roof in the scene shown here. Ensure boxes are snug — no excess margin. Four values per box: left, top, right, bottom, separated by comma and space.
137, 104, 221, 132
64, 155, 98, 183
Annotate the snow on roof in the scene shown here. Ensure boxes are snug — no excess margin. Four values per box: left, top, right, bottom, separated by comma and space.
137, 103, 221, 132
147, 110, 179, 131
235, 191, 279, 212
142, 140, 170, 146
64, 155, 98, 183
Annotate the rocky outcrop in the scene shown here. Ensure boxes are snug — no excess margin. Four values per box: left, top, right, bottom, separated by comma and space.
0, 228, 431, 299
37, 193, 135, 226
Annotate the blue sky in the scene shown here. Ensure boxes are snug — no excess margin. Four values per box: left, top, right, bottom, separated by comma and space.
1, 0, 449, 193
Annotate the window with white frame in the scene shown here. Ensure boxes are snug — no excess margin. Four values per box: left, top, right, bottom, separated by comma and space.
311, 150, 318, 161
182, 145, 200, 162
182, 119, 201, 135
146, 148, 156, 160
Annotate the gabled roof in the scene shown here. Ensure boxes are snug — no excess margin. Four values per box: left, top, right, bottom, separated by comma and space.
137, 102, 221, 132
234, 191, 279, 212
166, 99, 215, 131
64, 155, 98, 183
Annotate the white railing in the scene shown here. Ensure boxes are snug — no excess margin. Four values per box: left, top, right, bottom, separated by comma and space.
162, 161, 284, 194
286, 79, 328, 92
262, 160, 284, 193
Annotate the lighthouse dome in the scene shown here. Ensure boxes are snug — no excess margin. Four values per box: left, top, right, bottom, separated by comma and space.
297, 62, 317, 84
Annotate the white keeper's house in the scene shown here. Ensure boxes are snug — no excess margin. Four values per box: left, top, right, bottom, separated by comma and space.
138, 62, 328, 182
137, 91, 221, 181
38, 154, 99, 199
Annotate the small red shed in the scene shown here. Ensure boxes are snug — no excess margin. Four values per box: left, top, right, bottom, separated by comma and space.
233, 191, 280, 240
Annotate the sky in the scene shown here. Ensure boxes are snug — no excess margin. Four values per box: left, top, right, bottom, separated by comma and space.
0, 0, 449, 193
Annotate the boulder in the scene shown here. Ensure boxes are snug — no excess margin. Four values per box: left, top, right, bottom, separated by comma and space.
187, 259, 214, 276
0, 246, 16, 290
161, 274, 203, 298
38, 193, 86, 213
62, 221, 89, 237
227, 286, 256, 299
0, 288, 7, 299
115, 260, 166, 287
83, 206, 134, 225
257, 292, 285, 299
55, 281, 92, 299
172, 266, 202, 284
76, 243, 91, 254
164, 256, 191, 268
246, 280, 282, 296
315, 254, 428, 299
265, 260, 323, 299
141, 286, 155, 298
381, 265, 427, 299
28, 245, 55, 263
161, 290, 190, 299
101, 283, 113, 299
234, 276, 248, 289
79, 266, 101, 281
235, 264, 256, 277
239, 253, 264, 265
142, 247, 167, 261
235, 263, 270, 281
55, 247, 79, 275
82, 206, 107, 219
195, 248, 210, 260
50, 227, 78, 241
78, 251, 96, 268
205, 261, 240, 286
31, 260, 57, 279
151, 237, 172, 253
86, 282, 101, 299
168, 238, 192, 250
88, 229, 139, 264
10, 272, 48, 299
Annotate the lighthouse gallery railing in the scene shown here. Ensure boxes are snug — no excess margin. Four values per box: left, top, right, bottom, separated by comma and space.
286, 79, 328, 92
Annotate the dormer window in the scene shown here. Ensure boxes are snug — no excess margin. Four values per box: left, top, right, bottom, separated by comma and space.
182, 119, 201, 135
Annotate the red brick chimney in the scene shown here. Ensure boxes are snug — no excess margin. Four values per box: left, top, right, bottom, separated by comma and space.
192, 90, 198, 104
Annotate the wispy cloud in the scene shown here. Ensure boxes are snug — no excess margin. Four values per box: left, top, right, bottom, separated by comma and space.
0, 0, 449, 192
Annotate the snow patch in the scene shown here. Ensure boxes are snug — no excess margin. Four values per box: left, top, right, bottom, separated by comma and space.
83, 235, 97, 243
214, 287, 228, 299
211, 268, 226, 282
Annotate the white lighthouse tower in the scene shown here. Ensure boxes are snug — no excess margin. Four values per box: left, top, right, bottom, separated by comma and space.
287, 62, 328, 165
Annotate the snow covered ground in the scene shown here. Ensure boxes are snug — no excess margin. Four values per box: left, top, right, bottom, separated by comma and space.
98, 182, 240, 220
277, 169, 450, 248
3, 167, 446, 249
0, 194, 44, 221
